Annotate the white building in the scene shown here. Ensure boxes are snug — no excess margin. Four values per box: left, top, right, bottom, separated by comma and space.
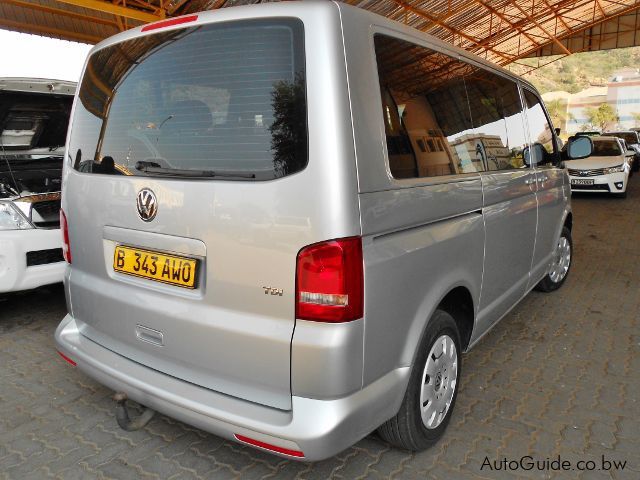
542, 68, 640, 134
608, 68, 640, 129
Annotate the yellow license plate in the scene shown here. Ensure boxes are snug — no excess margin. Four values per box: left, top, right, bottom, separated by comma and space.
113, 245, 199, 288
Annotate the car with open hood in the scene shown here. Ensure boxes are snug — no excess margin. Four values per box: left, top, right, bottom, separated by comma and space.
0, 77, 75, 292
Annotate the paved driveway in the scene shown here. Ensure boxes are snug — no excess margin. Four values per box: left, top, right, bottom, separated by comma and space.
1, 181, 639, 479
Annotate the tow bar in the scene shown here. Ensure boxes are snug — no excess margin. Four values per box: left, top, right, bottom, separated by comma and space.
113, 392, 156, 431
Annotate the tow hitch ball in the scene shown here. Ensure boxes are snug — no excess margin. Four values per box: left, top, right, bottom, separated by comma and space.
113, 392, 156, 431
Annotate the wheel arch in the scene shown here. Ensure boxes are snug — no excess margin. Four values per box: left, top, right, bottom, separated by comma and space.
437, 286, 475, 352
402, 282, 478, 369
564, 211, 573, 231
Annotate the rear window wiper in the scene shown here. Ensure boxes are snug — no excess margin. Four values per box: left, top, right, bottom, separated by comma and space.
135, 164, 256, 179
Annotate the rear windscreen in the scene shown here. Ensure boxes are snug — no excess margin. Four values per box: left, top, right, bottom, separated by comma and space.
69, 19, 307, 180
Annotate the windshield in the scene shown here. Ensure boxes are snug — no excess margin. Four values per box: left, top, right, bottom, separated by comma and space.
593, 139, 622, 156
69, 19, 307, 180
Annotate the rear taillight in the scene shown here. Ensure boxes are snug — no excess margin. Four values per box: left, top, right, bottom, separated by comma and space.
295, 236, 363, 322
60, 209, 71, 263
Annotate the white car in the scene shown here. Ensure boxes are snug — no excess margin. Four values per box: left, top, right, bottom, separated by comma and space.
0, 78, 75, 293
566, 136, 632, 198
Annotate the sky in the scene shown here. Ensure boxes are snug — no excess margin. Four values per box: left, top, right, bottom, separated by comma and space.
0, 30, 93, 83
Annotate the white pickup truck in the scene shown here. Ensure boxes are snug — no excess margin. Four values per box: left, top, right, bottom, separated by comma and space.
0, 77, 75, 293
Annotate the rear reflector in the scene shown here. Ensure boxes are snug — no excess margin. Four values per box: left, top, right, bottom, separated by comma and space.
296, 236, 363, 322
141, 15, 198, 32
57, 351, 76, 366
60, 209, 71, 263
234, 434, 304, 458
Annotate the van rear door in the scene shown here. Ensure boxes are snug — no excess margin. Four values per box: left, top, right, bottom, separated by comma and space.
63, 18, 312, 410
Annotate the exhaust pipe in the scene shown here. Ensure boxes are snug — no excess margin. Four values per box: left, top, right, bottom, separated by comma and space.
113, 392, 156, 431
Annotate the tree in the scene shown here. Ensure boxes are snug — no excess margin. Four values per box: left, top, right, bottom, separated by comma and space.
584, 103, 619, 131
545, 99, 573, 132
269, 73, 307, 178
632, 112, 640, 128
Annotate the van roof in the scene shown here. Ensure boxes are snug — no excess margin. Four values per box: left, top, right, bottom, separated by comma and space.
84, 1, 537, 94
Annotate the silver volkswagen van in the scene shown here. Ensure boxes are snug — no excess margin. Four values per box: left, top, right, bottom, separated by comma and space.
56, 1, 591, 460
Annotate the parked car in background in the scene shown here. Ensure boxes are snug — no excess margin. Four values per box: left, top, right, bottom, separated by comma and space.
55, 2, 591, 461
0, 78, 75, 293
613, 138, 635, 177
567, 136, 631, 197
605, 130, 640, 172
575, 131, 601, 137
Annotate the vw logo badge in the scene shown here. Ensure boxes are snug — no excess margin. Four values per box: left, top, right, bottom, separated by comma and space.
137, 188, 158, 222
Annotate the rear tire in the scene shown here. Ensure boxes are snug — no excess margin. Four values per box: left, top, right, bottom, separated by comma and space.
535, 226, 572, 292
377, 310, 461, 451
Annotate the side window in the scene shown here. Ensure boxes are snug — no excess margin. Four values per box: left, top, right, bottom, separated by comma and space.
464, 71, 529, 170
523, 90, 560, 166
374, 35, 482, 179
380, 86, 417, 178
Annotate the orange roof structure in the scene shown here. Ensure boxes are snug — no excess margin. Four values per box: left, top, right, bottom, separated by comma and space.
1, 0, 639, 69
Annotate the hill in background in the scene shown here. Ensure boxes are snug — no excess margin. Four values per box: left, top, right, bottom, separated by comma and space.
513, 46, 640, 94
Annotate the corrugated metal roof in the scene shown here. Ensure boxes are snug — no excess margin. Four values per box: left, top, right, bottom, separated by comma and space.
1, 0, 639, 68
0, 0, 131, 43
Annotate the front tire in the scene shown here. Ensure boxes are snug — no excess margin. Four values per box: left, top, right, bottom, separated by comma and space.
378, 310, 461, 451
535, 226, 572, 292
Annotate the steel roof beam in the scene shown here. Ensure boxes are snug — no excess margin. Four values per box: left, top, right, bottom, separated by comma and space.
473, 0, 592, 57
501, 0, 573, 55
0, 17, 104, 43
389, 0, 515, 62
53, 0, 164, 22
540, 0, 572, 31
522, 1, 640, 59
474, 0, 542, 48
3, 0, 119, 27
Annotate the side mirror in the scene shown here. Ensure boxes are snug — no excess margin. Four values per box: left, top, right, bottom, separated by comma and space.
566, 136, 592, 160
523, 143, 546, 166
626, 150, 635, 157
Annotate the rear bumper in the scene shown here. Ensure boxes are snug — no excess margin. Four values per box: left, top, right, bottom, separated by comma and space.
0, 228, 65, 293
55, 314, 409, 461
